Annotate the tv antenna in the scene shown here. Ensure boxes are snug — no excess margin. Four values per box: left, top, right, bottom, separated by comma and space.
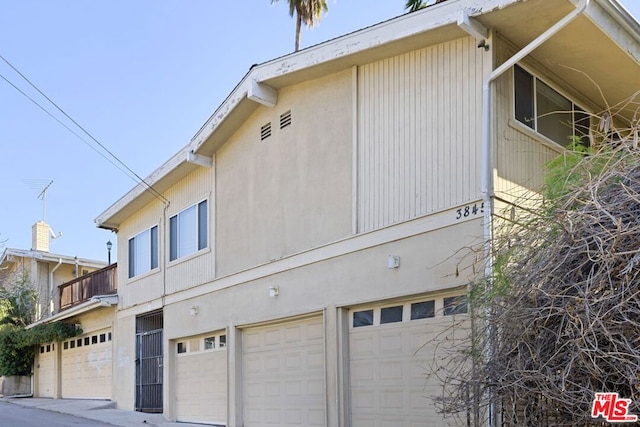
23, 179, 54, 222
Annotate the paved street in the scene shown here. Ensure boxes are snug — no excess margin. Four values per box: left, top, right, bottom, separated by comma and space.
0, 400, 112, 426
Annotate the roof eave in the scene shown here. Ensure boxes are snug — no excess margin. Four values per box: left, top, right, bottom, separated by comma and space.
97, 0, 579, 229
26, 296, 117, 329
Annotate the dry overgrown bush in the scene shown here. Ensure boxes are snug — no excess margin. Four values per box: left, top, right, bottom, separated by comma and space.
434, 117, 640, 426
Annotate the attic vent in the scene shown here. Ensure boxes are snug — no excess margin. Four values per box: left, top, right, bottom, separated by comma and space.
260, 122, 272, 141
280, 110, 292, 129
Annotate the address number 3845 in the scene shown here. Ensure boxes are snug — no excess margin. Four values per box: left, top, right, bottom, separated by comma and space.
455, 202, 484, 220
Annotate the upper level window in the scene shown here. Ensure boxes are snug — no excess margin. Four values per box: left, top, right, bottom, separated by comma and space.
169, 200, 208, 261
514, 65, 590, 147
128, 226, 159, 278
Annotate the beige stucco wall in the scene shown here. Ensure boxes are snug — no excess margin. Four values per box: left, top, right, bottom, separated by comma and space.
164, 217, 480, 338
112, 314, 136, 410
110, 214, 482, 418
215, 69, 354, 277
71, 306, 115, 333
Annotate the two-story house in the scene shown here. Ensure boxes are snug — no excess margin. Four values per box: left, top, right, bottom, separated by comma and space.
95, 0, 640, 425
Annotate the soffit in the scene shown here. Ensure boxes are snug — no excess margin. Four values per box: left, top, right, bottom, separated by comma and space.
478, 0, 640, 118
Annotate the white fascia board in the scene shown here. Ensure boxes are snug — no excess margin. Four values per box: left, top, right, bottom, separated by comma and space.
97, 0, 524, 227
190, 0, 522, 154
592, 0, 640, 61
95, 146, 190, 228
0, 248, 106, 269
26, 300, 104, 329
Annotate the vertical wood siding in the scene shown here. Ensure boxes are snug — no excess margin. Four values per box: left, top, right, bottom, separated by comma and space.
118, 165, 215, 309
165, 166, 215, 295
357, 37, 484, 232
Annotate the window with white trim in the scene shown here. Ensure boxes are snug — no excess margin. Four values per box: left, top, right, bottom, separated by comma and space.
514, 65, 590, 147
128, 226, 159, 278
169, 200, 208, 261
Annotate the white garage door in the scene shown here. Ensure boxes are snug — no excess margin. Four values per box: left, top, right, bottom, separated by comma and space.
349, 296, 468, 427
61, 330, 112, 399
175, 332, 227, 425
243, 316, 325, 427
36, 343, 56, 398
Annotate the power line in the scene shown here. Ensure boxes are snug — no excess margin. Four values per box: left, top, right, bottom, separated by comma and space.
0, 54, 169, 205
0, 72, 140, 182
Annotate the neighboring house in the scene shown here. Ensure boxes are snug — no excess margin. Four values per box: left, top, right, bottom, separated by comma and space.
0, 221, 106, 320
0, 221, 109, 398
94, 0, 640, 426
29, 264, 117, 400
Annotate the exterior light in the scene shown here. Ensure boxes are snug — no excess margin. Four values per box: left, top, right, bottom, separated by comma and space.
106, 240, 112, 265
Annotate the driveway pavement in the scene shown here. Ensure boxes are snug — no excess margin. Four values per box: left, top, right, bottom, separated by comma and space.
0, 397, 211, 427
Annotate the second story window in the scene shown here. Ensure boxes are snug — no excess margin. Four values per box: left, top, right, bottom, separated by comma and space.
514, 65, 590, 147
128, 226, 159, 278
169, 200, 208, 261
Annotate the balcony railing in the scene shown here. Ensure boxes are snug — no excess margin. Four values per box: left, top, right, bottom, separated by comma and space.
59, 263, 117, 311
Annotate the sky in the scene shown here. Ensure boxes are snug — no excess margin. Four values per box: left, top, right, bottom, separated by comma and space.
1, 0, 639, 263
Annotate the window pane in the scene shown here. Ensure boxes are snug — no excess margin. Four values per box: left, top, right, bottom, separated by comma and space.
150, 226, 158, 269
444, 296, 468, 316
135, 229, 151, 276
128, 238, 135, 278
204, 337, 215, 350
84, 337, 90, 346
353, 310, 374, 327
198, 200, 208, 250
169, 215, 178, 261
178, 205, 197, 257
514, 65, 534, 129
411, 300, 435, 320
380, 306, 403, 324
177, 342, 186, 354
574, 107, 591, 147
219, 335, 226, 347
536, 79, 573, 146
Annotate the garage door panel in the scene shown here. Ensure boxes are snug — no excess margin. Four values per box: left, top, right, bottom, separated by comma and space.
175, 346, 227, 424
61, 335, 112, 399
243, 316, 325, 427
350, 299, 469, 427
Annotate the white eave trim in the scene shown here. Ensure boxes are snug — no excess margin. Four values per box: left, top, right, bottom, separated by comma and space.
100, 0, 640, 229
95, 146, 190, 228
26, 295, 118, 329
0, 248, 106, 269
595, 0, 640, 43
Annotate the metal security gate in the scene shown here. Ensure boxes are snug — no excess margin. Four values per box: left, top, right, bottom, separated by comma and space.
136, 310, 163, 413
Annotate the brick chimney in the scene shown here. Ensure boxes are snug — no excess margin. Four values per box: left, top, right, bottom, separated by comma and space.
32, 221, 50, 252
